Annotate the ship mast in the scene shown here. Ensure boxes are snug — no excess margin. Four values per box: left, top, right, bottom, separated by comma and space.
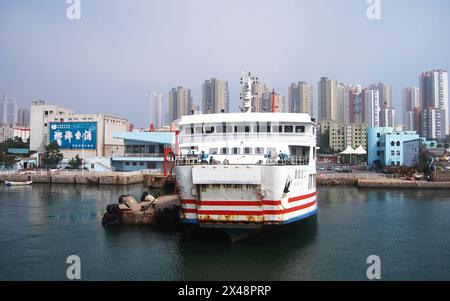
240, 72, 258, 113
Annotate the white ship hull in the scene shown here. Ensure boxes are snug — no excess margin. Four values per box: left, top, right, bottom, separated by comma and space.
175, 164, 317, 228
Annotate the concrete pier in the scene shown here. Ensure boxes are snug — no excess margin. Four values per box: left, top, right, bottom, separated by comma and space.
0, 171, 164, 185
317, 172, 450, 188
357, 178, 450, 189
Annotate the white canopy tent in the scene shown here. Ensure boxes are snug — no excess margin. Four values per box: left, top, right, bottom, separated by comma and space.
339, 145, 357, 155
339, 145, 366, 164
354, 145, 367, 155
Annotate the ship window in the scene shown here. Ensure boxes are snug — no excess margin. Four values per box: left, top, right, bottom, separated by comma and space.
209, 148, 218, 155
185, 127, 194, 135
204, 126, 214, 134
284, 125, 293, 133
244, 147, 252, 154
255, 147, 264, 155
195, 126, 203, 134
231, 147, 240, 154
272, 125, 283, 133
216, 123, 229, 133
295, 126, 305, 133
235, 124, 251, 133
254, 123, 270, 133
221, 147, 228, 155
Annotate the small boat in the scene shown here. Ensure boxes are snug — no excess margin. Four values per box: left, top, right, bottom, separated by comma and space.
4, 180, 33, 186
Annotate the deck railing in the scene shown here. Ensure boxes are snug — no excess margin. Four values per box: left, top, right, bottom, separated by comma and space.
175, 155, 310, 166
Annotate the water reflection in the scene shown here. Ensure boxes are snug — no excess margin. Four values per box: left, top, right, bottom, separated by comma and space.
179, 217, 319, 280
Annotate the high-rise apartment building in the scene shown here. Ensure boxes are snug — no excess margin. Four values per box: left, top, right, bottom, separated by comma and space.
318, 77, 338, 121
149, 90, 163, 129
402, 86, 420, 131
364, 89, 380, 127
369, 83, 395, 127
369, 83, 392, 109
335, 83, 350, 123
380, 107, 396, 128
420, 70, 449, 137
1, 94, 17, 125
346, 84, 362, 124
202, 78, 229, 114
420, 107, 446, 140
17, 108, 30, 126
168, 86, 193, 123
251, 82, 270, 112
289, 82, 313, 116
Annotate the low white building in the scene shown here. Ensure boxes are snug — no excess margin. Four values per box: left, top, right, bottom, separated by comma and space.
30, 100, 129, 160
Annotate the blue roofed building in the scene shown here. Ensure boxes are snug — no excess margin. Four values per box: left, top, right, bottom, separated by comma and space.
111, 131, 176, 172
367, 127, 420, 168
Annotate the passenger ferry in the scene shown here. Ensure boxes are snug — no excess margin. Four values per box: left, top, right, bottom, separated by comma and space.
174, 73, 318, 241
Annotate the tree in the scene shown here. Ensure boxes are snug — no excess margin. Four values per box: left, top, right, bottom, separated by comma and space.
68, 154, 83, 169
319, 129, 332, 154
44, 141, 63, 168
0, 136, 28, 153
416, 142, 431, 174
0, 152, 16, 169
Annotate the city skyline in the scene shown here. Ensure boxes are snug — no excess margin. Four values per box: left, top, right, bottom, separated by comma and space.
1, 0, 449, 127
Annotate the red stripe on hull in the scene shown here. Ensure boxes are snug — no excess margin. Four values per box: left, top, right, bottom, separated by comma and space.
288, 192, 316, 203
191, 200, 316, 216
181, 191, 315, 207
264, 200, 316, 214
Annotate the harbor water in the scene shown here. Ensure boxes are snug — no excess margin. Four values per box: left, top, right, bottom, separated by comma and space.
1, 184, 449, 280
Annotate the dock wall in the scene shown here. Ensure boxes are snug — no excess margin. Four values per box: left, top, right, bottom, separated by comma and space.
0, 171, 164, 185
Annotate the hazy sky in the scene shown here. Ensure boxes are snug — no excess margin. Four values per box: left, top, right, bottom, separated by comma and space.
1, 0, 449, 127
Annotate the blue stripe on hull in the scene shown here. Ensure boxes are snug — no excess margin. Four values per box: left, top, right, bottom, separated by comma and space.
282, 207, 318, 224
